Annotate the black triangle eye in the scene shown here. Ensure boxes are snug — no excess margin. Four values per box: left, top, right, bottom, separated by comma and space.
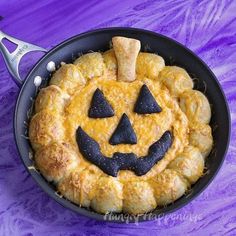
134, 84, 162, 114
109, 113, 137, 145
89, 88, 114, 118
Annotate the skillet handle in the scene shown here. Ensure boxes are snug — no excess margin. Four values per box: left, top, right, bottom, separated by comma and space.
0, 31, 47, 86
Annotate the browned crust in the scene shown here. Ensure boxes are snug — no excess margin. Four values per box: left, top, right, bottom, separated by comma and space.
112, 36, 140, 82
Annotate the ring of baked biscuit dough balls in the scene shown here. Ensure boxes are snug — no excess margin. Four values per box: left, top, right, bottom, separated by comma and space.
29, 110, 64, 150
123, 181, 157, 215
34, 85, 69, 113
74, 52, 106, 79
50, 64, 86, 95
136, 52, 165, 79
168, 146, 204, 184
58, 165, 103, 208
149, 169, 189, 206
35, 142, 79, 183
91, 176, 123, 214
189, 123, 213, 158
179, 90, 211, 124
29, 36, 213, 216
158, 66, 193, 96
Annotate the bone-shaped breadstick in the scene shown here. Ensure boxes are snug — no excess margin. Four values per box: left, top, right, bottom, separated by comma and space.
112, 36, 141, 82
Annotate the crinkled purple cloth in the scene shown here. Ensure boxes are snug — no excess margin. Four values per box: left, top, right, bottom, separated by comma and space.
0, 0, 235, 235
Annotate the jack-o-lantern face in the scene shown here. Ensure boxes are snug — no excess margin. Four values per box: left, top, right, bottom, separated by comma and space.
75, 84, 172, 177
30, 36, 213, 215
44, 36, 193, 180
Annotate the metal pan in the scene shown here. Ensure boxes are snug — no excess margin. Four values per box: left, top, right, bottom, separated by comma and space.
0, 27, 231, 223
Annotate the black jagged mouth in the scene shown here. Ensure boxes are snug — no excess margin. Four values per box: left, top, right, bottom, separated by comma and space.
76, 127, 173, 177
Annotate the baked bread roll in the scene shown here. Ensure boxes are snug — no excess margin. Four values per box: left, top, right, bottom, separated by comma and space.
159, 66, 193, 96
179, 90, 211, 124
150, 169, 189, 205
35, 85, 69, 113
29, 110, 64, 150
91, 176, 123, 213
35, 142, 79, 182
189, 122, 213, 158
136, 52, 165, 79
103, 49, 117, 73
123, 181, 157, 214
168, 146, 204, 184
50, 64, 85, 95
74, 52, 105, 79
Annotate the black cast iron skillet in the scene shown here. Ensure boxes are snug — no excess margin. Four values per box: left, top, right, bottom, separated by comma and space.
0, 28, 231, 223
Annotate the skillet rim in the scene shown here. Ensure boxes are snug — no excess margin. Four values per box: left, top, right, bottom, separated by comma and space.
14, 27, 231, 223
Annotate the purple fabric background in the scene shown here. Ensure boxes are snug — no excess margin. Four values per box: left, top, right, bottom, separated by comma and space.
0, 0, 235, 235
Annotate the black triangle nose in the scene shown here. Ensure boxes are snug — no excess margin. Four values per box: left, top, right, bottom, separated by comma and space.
109, 113, 137, 145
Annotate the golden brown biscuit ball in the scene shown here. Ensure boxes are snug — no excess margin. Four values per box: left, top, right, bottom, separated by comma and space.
35, 85, 69, 113
91, 176, 123, 214
57, 167, 86, 205
136, 52, 165, 79
50, 64, 85, 95
150, 169, 189, 206
179, 90, 211, 124
159, 66, 193, 96
189, 123, 213, 158
103, 49, 117, 73
35, 142, 79, 182
77, 166, 103, 207
29, 110, 64, 150
168, 146, 204, 184
74, 52, 105, 79
123, 181, 157, 215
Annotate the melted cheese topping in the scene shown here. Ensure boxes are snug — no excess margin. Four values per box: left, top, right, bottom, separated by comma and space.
64, 75, 189, 181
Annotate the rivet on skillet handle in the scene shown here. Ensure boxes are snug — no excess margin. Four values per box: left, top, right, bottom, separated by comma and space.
0, 30, 47, 86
